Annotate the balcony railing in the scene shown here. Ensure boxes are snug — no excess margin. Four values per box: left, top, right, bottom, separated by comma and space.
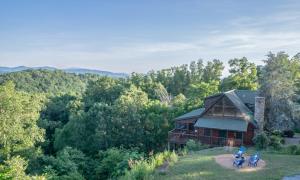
168, 129, 243, 146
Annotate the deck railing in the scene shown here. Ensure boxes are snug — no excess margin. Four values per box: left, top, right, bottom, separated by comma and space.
168, 129, 242, 146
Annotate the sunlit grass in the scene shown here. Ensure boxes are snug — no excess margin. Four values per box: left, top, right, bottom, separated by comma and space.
154, 147, 300, 180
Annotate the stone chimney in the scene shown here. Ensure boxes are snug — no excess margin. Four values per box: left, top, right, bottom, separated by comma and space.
254, 97, 265, 132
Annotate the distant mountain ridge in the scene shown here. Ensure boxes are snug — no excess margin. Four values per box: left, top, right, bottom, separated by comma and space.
0, 66, 128, 78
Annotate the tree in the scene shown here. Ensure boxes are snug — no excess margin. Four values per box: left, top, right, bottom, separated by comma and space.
0, 156, 31, 180
0, 70, 88, 95
186, 81, 219, 110
113, 85, 149, 150
83, 77, 124, 108
221, 57, 258, 91
202, 59, 224, 83
39, 94, 81, 154
189, 59, 204, 84
42, 147, 87, 179
0, 82, 44, 159
260, 52, 296, 131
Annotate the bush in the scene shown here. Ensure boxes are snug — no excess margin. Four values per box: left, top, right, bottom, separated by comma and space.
121, 151, 178, 180
285, 145, 299, 155
269, 135, 284, 150
253, 132, 270, 149
186, 140, 199, 151
177, 147, 188, 156
186, 139, 208, 151
271, 130, 283, 137
168, 151, 178, 165
294, 128, 300, 133
122, 160, 153, 180
283, 130, 295, 138
95, 148, 143, 179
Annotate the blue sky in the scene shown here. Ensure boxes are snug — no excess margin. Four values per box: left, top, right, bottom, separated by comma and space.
1, 0, 300, 74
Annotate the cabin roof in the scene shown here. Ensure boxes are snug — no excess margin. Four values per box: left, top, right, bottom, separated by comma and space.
234, 90, 257, 105
174, 89, 258, 129
224, 90, 254, 121
174, 108, 205, 121
194, 117, 248, 132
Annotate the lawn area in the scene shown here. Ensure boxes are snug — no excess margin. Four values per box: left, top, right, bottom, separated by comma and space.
154, 147, 300, 180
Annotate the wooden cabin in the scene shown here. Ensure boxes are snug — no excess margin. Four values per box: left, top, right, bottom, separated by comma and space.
169, 90, 259, 148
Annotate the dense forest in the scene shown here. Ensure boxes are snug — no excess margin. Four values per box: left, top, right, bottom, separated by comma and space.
0, 52, 299, 179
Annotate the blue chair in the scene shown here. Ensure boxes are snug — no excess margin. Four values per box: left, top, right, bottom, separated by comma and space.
233, 156, 246, 168
234, 146, 246, 158
248, 153, 260, 167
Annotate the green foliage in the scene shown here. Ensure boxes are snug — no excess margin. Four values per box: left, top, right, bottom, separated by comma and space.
0, 82, 45, 159
95, 148, 142, 179
283, 145, 300, 155
253, 132, 270, 149
186, 81, 219, 109
186, 140, 208, 152
147, 59, 224, 96
271, 130, 283, 137
295, 128, 300, 133
39, 94, 81, 154
186, 140, 199, 151
0, 70, 91, 95
121, 151, 178, 180
0, 156, 36, 180
260, 52, 298, 131
41, 147, 87, 179
83, 77, 125, 108
202, 59, 224, 83
269, 135, 284, 150
221, 57, 258, 91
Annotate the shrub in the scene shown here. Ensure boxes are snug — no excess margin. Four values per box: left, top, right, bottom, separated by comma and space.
269, 135, 284, 150
122, 160, 153, 180
253, 132, 270, 149
294, 128, 300, 133
186, 139, 199, 151
271, 130, 283, 137
296, 148, 300, 155
283, 130, 295, 138
95, 148, 143, 179
168, 151, 178, 165
285, 145, 299, 155
121, 151, 178, 180
186, 139, 208, 151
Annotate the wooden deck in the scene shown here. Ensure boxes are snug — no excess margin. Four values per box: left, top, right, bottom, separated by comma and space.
168, 129, 243, 146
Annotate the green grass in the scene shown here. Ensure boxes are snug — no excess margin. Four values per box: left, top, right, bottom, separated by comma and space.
153, 147, 300, 180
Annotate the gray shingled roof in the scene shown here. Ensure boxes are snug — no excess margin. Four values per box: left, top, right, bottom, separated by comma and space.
194, 117, 248, 132
174, 108, 205, 121
234, 90, 257, 105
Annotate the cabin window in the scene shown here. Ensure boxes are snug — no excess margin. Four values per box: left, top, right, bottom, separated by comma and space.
219, 130, 227, 138
235, 132, 243, 139
204, 128, 211, 136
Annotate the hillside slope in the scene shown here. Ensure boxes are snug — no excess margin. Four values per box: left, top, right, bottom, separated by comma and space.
0, 69, 97, 94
